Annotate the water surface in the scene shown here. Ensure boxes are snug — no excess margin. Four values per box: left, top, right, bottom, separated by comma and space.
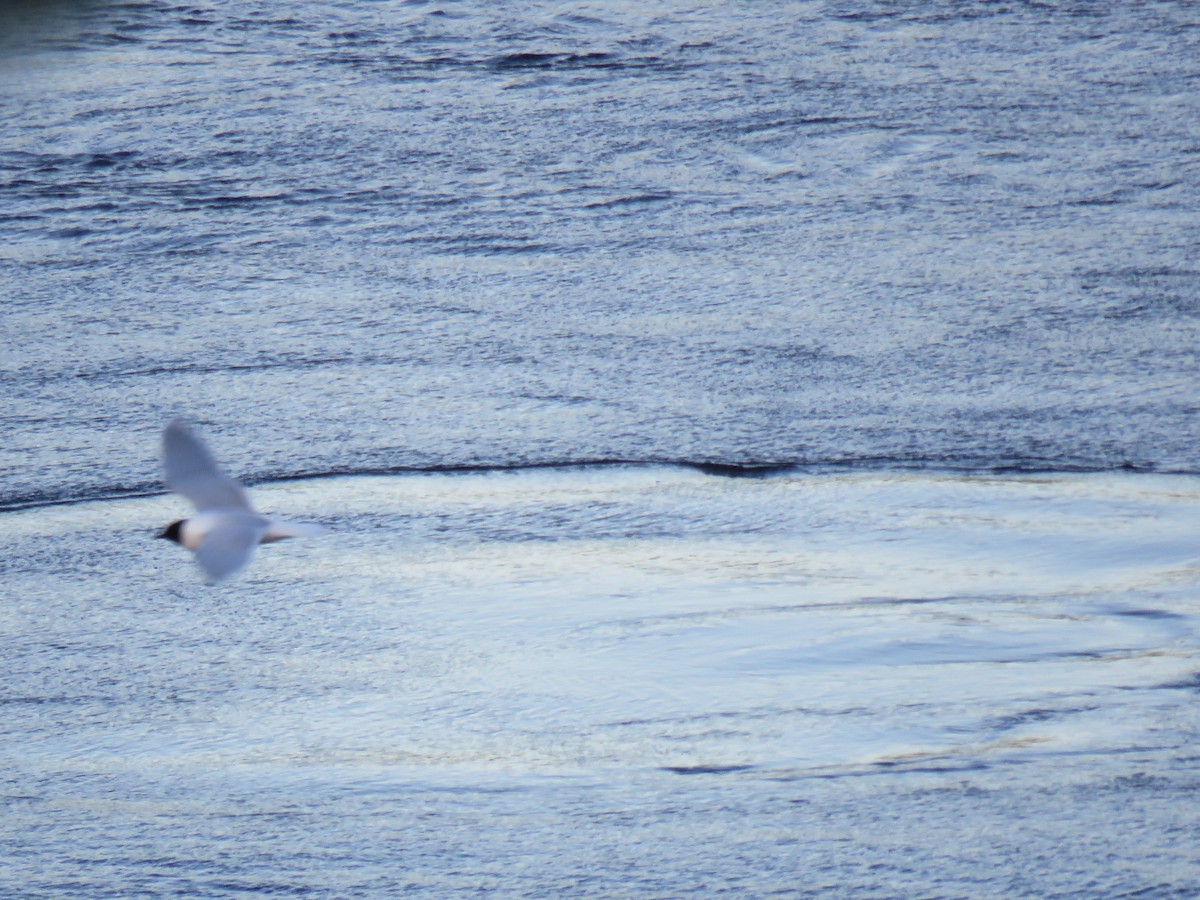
3, 1, 1200, 895
4, 468, 1200, 895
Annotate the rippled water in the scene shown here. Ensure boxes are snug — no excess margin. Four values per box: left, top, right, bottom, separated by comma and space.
4, 0, 1200, 503
3, 0, 1200, 896
5, 469, 1200, 895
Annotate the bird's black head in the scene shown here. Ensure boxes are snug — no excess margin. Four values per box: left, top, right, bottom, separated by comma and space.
157, 520, 185, 544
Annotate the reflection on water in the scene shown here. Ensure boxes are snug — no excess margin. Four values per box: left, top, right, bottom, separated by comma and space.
3, 469, 1199, 895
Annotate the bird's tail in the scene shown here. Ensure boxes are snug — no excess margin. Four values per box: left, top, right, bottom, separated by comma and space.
263, 521, 326, 543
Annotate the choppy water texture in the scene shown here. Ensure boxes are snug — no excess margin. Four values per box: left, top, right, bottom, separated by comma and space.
3, 1, 1200, 502
3, 1, 1200, 896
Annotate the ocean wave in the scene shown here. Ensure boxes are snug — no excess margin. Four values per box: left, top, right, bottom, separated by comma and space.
0, 455, 1178, 513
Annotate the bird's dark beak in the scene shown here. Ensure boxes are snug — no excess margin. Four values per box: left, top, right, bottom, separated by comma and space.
157, 520, 185, 544
155, 529, 169, 539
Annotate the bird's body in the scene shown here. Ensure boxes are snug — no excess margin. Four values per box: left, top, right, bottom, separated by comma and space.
157, 420, 323, 582
170, 510, 319, 551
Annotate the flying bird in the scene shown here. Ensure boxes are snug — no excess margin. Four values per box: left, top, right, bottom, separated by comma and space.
157, 420, 324, 582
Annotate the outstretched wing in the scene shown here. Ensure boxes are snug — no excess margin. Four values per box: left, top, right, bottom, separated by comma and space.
163, 420, 253, 512
195, 520, 267, 583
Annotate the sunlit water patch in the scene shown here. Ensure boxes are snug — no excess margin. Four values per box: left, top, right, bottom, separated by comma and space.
3, 468, 1199, 895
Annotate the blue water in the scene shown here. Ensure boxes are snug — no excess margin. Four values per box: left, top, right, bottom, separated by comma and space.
3, 1, 1200, 896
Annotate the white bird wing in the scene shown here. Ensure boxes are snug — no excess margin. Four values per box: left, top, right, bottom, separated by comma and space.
195, 519, 267, 583
163, 420, 253, 512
